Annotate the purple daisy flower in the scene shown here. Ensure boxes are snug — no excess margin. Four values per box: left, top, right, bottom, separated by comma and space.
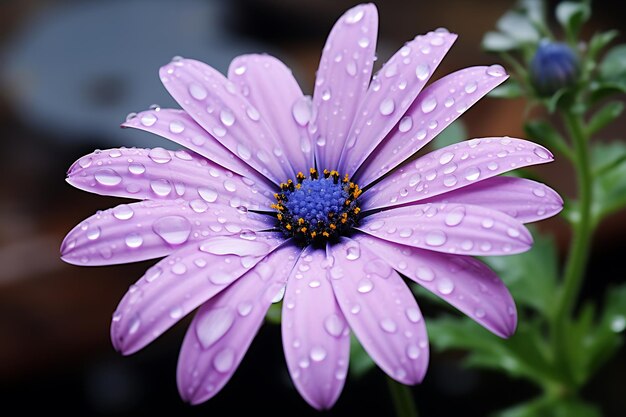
61, 3, 563, 410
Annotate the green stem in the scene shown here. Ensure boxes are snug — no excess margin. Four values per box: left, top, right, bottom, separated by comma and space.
551, 109, 593, 386
386, 377, 418, 417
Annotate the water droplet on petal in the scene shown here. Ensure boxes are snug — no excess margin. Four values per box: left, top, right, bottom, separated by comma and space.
379, 98, 395, 116
416, 266, 435, 281
464, 166, 480, 181
94, 168, 122, 186
425, 230, 447, 246
357, 278, 374, 293
421, 97, 437, 114
399, 116, 413, 133
406, 344, 420, 360
196, 307, 235, 349
148, 148, 172, 164
150, 179, 172, 196
152, 216, 192, 245
445, 207, 465, 226
292, 96, 312, 126
345, 8, 364, 24
213, 347, 236, 373
464, 81, 478, 94
358, 37, 370, 48
86, 226, 101, 240
437, 277, 455, 295
189, 83, 207, 100
415, 63, 430, 80
169, 306, 184, 319
198, 187, 218, 203
534, 147, 550, 159
379, 318, 397, 333
368, 220, 385, 231
486, 64, 506, 77
220, 109, 235, 126
405, 307, 421, 323
140, 113, 157, 127
125, 233, 143, 248
324, 314, 345, 337
310, 346, 327, 362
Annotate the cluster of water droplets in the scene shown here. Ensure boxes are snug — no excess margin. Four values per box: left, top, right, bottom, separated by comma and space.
366, 137, 552, 210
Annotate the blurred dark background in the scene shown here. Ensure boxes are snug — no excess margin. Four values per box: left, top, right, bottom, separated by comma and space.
1, 0, 625, 415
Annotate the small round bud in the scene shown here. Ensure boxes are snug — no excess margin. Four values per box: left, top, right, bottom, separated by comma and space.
530, 41, 580, 96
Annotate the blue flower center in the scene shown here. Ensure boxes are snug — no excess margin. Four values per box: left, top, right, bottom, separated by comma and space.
272, 169, 361, 245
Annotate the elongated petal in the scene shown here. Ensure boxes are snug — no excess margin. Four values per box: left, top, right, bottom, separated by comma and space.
328, 238, 429, 384
122, 109, 268, 185
111, 233, 286, 355
228, 55, 312, 173
355, 234, 517, 337
340, 30, 457, 175
177, 243, 301, 404
67, 148, 273, 209
282, 247, 350, 410
358, 203, 532, 256
311, 4, 378, 170
420, 177, 563, 223
363, 137, 554, 211
159, 59, 293, 183
61, 200, 273, 266
356, 65, 509, 186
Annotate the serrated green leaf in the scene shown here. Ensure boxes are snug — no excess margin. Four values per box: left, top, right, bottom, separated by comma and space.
483, 31, 519, 52
489, 79, 523, 98
599, 44, 626, 79
556, 1, 591, 40
430, 120, 467, 149
497, 11, 540, 43
349, 334, 376, 378
586, 101, 624, 135
481, 231, 558, 315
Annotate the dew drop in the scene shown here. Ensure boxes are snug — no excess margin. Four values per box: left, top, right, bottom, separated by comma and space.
507, 228, 521, 238
169, 120, 185, 134
464, 81, 477, 94
94, 168, 122, 186
425, 230, 447, 246
125, 233, 143, 248
152, 216, 192, 245
292, 96, 312, 126
345, 8, 364, 24
213, 347, 236, 373
437, 277, 455, 295
358, 37, 370, 48
310, 346, 327, 362
86, 226, 101, 240
464, 166, 480, 181
148, 147, 172, 164
399, 116, 413, 133
128, 162, 145, 175
220, 109, 235, 127
140, 113, 157, 127
379, 318, 397, 333
189, 83, 207, 100
415, 63, 430, 81
150, 179, 172, 196
368, 220, 385, 231
439, 152, 454, 165
324, 314, 345, 337
169, 306, 184, 319
379, 98, 395, 116
407, 344, 420, 360
196, 307, 235, 349
486, 64, 506, 77
416, 266, 435, 281
445, 207, 465, 226
534, 147, 550, 159
421, 97, 437, 113
357, 278, 374, 294
405, 307, 421, 323
198, 187, 218, 203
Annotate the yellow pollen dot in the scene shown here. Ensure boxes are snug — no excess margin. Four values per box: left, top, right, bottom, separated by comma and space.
277, 213, 283, 220
323, 231, 330, 237
310, 231, 317, 238
295, 183, 301, 189
286, 224, 292, 230
298, 218, 305, 225
300, 227, 307, 233
353, 207, 361, 214
329, 223, 337, 230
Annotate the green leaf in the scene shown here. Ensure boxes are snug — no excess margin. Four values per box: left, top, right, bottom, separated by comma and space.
599, 44, 626, 79
496, 11, 540, 43
349, 335, 376, 378
556, 1, 591, 40
483, 31, 519, 52
481, 231, 558, 315
587, 30, 619, 62
494, 397, 601, 417
589, 80, 626, 103
431, 119, 467, 149
519, 0, 545, 26
489, 79, 523, 98
427, 317, 559, 386
586, 101, 624, 135
524, 120, 571, 159
590, 141, 626, 221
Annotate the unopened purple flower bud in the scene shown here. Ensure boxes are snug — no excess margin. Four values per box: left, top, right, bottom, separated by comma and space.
530, 40, 580, 96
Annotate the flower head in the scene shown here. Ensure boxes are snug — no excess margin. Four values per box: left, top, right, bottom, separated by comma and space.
62, 4, 563, 410
530, 40, 580, 96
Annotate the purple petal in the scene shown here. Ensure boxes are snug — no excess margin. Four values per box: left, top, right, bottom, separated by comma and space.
340, 30, 457, 175
67, 148, 273, 209
61, 200, 273, 266
328, 238, 429, 384
420, 177, 563, 223
122, 109, 269, 185
111, 233, 286, 355
356, 65, 509, 186
355, 234, 517, 338
282, 247, 350, 409
363, 137, 554, 211
177, 243, 301, 404
159, 59, 294, 183
311, 4, 378, 170
228, 55, 313, 173
358, 203, 532, 256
